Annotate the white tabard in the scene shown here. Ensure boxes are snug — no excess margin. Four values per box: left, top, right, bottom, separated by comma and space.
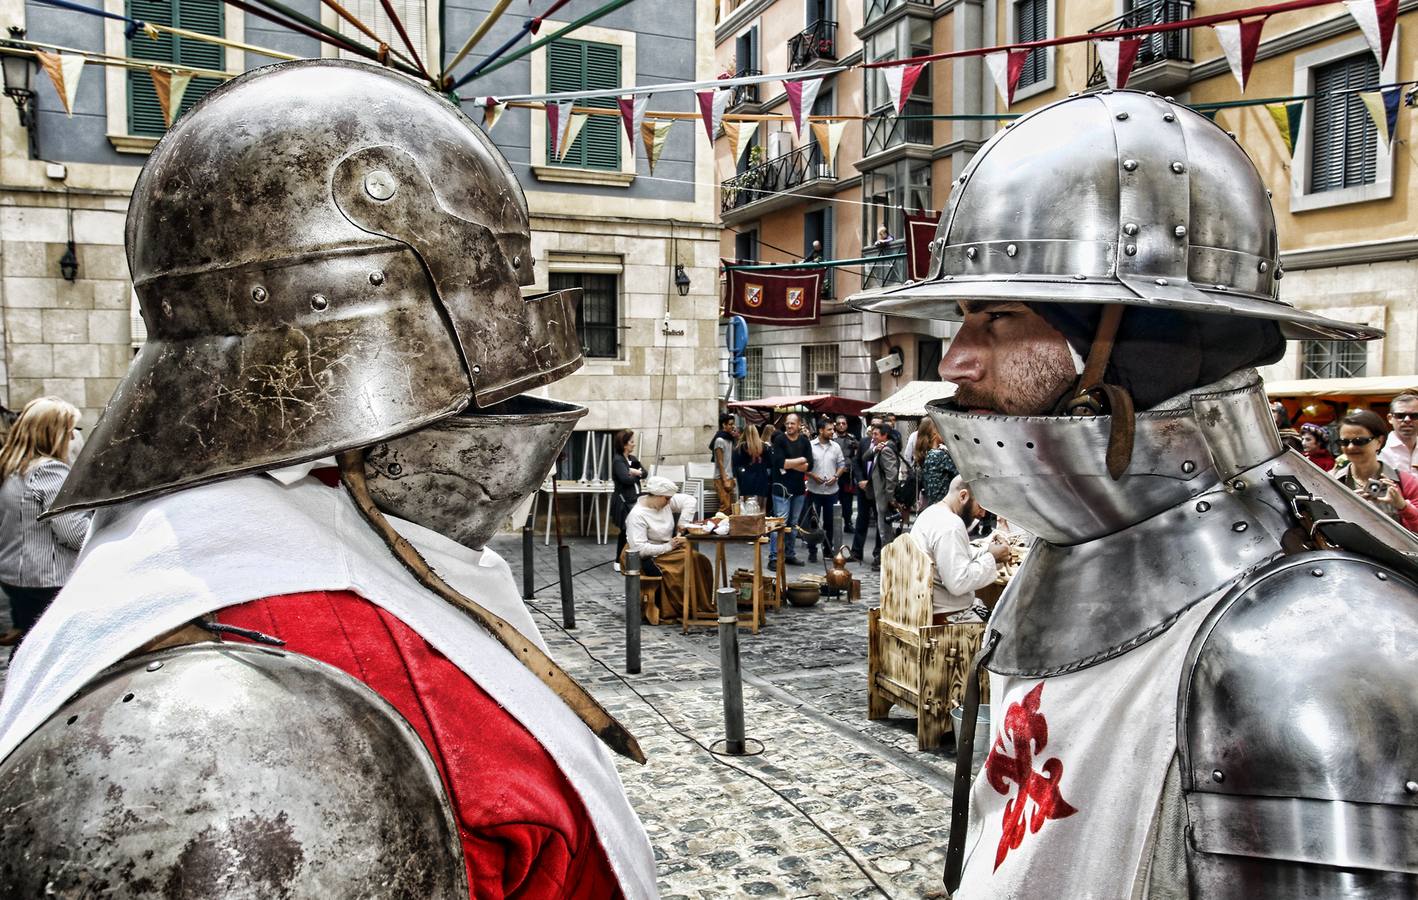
953, 594, 1224, 900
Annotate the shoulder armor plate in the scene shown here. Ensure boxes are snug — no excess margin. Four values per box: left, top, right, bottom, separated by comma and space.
0, 642, 468, 898
1178, 551, 1418, 892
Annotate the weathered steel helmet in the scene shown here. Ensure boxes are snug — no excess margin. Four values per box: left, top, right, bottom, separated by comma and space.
0, 643, 468, 897
52, 58, 582, 515
852, 90, 1379, 342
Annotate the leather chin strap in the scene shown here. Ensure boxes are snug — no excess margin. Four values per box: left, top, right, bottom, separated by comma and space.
1053, 304, 1136, 481
337, 449, 646, 765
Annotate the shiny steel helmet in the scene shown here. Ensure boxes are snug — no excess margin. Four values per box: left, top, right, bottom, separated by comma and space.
53, 59, 582, 514
0, 643, 468, 897
852, 90, 1378, 342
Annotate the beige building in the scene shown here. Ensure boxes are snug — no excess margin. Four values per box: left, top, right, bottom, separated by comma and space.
715, 0, 1417, 404
0, 0, 720, 476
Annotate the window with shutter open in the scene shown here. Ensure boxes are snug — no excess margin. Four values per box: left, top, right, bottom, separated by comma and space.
547, 39, 621, 171
127, 0, 224, 136
1309, 53, 1379, 194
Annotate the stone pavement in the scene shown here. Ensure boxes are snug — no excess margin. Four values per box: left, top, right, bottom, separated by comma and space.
498, 527, 963, 899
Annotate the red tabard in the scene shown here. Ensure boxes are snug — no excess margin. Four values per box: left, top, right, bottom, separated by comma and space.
216, 590, 622, 900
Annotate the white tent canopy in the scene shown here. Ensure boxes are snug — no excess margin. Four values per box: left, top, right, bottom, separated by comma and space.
1264, 375, 1418, 399
864, 380, 957, 417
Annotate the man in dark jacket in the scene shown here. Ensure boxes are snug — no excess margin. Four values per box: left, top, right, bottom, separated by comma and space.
832, 415, 859, 541
864, 423, 901, 569
769, 413, 813, 567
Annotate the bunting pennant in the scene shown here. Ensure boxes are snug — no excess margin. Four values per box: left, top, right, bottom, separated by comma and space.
480, 96, 505, 131
695, 88, 731, 143
726, 120, 759, 165
37, 52, 84, 118
558, 113, 588, 160
725, 266, 824, 325
548, 99, 575, 158
1094, 38, 1141, 90
1213, 19, 1266, 91
984, 49, 1030, 107
148, 68, 193, 127
783, 75, 823, 141
617, 94, 650, 154
905, 211, 942, 281
1264, 101, 1304, 156
1344, 0, 1399, 68
809, 119, 848, 167
883, 62, 926, 114
641, 119, 672, 174
1358, 88, 1401, 143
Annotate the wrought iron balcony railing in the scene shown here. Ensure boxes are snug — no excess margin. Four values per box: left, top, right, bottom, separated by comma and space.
1086, 0, 1194, 87
862, 240, 907, 290
729, 68, 761, 107
720, 143, 835, 215
863, 99, 932, 158
788, 19, 838, 71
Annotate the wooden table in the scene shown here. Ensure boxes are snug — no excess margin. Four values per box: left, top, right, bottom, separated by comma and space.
680, 527, 786, 635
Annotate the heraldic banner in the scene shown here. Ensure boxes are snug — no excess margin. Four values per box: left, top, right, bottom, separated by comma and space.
905, 211, 942, 281
724, 264, 824, 326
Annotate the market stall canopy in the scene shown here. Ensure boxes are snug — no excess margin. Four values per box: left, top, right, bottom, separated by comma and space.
864, 380, 957, 418
1264, 375, 1418, 399
728, 394, 874, 424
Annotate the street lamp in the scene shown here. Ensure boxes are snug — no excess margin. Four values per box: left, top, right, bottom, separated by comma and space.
1, 27, 37, 159
673, 263, 691, 297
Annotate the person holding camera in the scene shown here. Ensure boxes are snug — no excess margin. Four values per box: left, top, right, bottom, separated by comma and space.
1330, 409, 1418, 533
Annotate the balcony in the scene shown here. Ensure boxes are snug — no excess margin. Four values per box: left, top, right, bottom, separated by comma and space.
729, 68, 761, 109
789, 20, 838, 71
1086, 0, 1194, 94
721, 143, 838, 224
862, 98, 932, 160
861, 240, 906, 290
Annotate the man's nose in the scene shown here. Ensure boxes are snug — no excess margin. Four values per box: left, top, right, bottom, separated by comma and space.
939, 323, 985, 384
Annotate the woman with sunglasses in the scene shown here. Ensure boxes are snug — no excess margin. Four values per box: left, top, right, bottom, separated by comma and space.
1331, 409, 1418, 532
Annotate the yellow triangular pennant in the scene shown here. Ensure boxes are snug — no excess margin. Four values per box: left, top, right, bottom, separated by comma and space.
641, 119, 672, 174
558, 112, 588, 161
1359, 90, 1391, 143
810, 121, 830, 165
150, 68, 194, 127
37, 52, 84, 117
727, 120, 758, 165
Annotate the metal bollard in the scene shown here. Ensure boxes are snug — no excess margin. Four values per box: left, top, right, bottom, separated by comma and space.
558, 544, 575, 629
716, 586, 746, 755
521, 524, 534, 600
624, 551, 642, 674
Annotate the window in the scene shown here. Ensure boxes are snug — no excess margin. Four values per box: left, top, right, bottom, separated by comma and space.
917, 338, 942, 381
337, 0, 425, 62
547, 39, 621, 170
1309, 54, 1379, 194
127, 0, 223, 136
734, 229, 759, 263
553, 429, 618, 481
1301, 340, 1367, 379
1015, 0, 1048, 89
741, 347, 764, 400
550, 272, 619, 359
862, 17, 932, 155
736, 26, 759, 73
862, 160, 930, 264
802, 344, 840, 394
804, 207, 834, 297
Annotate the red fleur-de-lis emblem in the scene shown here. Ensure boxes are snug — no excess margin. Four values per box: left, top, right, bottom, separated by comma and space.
983, 682, 1078, 870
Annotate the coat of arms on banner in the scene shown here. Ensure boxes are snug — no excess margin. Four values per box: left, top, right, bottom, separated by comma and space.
785, 287, 805, 310
745, 284, 764, 307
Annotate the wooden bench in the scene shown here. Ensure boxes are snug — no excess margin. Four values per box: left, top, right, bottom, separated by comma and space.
867, 533, 990, 750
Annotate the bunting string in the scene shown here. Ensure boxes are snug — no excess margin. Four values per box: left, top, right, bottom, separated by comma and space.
454, 0, 636, 87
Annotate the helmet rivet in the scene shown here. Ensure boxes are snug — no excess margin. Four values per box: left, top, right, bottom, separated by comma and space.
1266, 189, 1273, 199
1182, 461, 1196, 474
1311, 568, 1325, 577
1406, 780, 1418, 794
1258, 261, 1270, 273
1073, 273, 1087, 281
1377, 571, 1389, 581
1123, 159, 1138, 171
1232, 479, 1247, 491
512, 255, 522, 269
161, 300, 173, 317
1227, 131, 1238, 141
1174, 226, 1187, 238
1006, 244, 1017, 257
388, 462, 402, 476
251, 286, 268, 303
1124, 244, 1137, 256
958, 175, 967, 184
1212, 769, 1225, 783
1116, 112, 1129, 121
1155, 278, 1168, 286
311, 294, 329, 311
145, 660, 163, 672
364, 170, 397, 201
1171, 161, 1185, 174
1068, 91, 1080, 98
1215, 284, 1228, 291
1123, 223, 1139, 236
966, 247, 978, 260
368, 270, 385, 286
1275, 267, 1285, 280
472, 364, 482, 374
1195, 500, 1211, 512
1146, 91, 1157, 97
1164, 95, 1175, 103
1163, 113, 1175, 122
1232, 521, 1249, 532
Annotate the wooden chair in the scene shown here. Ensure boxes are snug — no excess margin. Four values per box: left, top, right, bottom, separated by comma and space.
867, 533, 989, 750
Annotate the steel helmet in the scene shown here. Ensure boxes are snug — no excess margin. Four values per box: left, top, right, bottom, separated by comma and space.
852, 90, 1379, 342
52, 59, 582, 514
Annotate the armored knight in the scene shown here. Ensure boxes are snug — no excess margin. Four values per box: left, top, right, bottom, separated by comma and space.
0, 60, 656, 898
854, 91, 1418, 898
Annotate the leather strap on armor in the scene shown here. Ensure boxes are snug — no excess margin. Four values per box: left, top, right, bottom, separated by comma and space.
944, 628, 1000, 893
1270, 472, 1418, 581
1058, 305, 1136, 481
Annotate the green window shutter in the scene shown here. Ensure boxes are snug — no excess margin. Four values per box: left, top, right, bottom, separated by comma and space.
127, 0, 225, 137
546, 38, 621, 171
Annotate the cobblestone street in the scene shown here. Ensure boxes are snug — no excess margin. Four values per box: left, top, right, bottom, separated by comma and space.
494, 529, 961, 899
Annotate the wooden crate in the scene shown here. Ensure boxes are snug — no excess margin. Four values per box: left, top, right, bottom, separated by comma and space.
727, 514, 765, 537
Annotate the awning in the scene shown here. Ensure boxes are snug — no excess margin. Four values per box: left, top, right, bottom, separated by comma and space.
864, 380, 957, 417
1264, 375, 1418, 399
727, 394, 874, 424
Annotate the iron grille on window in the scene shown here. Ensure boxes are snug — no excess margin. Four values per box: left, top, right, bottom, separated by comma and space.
1309, 54, 1380, 193
801, 344, 840, 394
1301, 339, 1368, 379
547, 39, 621, 170
1015, 0, 1048, 88
741, 347, 764, 400
550, 272, 619, 358
127, 0, 224, 135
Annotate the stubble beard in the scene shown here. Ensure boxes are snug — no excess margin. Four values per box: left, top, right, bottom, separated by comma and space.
954, 343, 1077, 416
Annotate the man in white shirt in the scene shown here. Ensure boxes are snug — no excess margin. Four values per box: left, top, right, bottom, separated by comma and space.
805, 418, 848, 562
1380, 392, 1418, 473
909, 477, 1009, 625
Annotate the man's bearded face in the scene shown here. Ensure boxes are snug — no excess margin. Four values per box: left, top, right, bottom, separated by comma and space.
939, 301, 1077, 416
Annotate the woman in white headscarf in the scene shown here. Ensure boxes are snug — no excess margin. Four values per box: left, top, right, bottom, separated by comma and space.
622, 476, 714, 624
